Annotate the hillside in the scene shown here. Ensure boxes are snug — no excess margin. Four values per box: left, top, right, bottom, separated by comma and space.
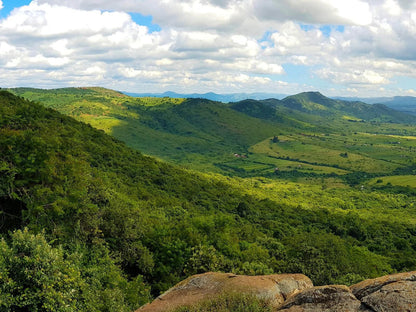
2, 91, 416, 310
378, 96, 416, 115
8, 87, 416, 180
280, 91, 416, 123
335, 95, 416, 115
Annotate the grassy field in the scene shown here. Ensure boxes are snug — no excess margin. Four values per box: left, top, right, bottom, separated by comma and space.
368, 175, 416, 188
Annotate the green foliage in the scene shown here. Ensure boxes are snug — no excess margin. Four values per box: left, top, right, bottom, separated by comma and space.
281, 231, 391, 285
0, 228, 150, 312
2, 90, 416, 309
0, 228, 83, 311
184, 245, 224, 275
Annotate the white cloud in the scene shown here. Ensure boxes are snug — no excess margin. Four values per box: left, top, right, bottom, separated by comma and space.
1, 0, 415, 96
0, 1, 289, 93
335, 1, 416, 61
318, 68, 390, 85
253, 0, 372, 26
1, 2, 136, 37
0, 1, 3, 10
38, 0, 373, 30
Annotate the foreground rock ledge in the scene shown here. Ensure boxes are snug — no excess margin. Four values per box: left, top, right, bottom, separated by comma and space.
138, 272, 313, 312
137, 271, 416, 312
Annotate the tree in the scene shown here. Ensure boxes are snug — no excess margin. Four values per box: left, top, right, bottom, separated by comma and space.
0, 228, 84, 312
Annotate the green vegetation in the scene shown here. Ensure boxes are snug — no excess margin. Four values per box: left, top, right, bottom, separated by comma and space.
0, 228, 149, 311
9, 87, 416, 178
2, 89, 416, 310
173, 293, 273, 312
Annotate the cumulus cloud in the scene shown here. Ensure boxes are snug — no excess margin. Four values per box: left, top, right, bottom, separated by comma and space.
0, 1, 289, 93
317, 68, 390, 85
253, 0, 372, 26
0, 1, 3, 10
2, 0, 416, 96
38, 0, 373, 28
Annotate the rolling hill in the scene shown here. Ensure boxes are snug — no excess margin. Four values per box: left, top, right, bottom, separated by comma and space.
9, 87, 416, 179
278, 91, 416, 123
2, 90, 416, 310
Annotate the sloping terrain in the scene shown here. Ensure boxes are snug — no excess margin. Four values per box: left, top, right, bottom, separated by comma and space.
279, 91, 416, 123
2, 91, 416, 310
9, 87, 416, 179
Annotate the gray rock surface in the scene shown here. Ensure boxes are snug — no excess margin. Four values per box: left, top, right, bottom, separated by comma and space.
137, 271, 416, 312
137, 272, 312, 312
351, 271, 416, 312
277, 285, 362, 312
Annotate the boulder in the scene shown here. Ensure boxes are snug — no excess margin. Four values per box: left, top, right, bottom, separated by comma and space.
137, 271, 416, 312
351, 271, 416, 311
137, 272, 312, 312
277, 285, 364, 312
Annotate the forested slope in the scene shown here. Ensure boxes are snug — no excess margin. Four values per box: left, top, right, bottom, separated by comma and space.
10, 87, 416, 180
1, 91, 416, 311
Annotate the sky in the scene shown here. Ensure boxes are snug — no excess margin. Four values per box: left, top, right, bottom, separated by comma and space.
0, 0, 416, 97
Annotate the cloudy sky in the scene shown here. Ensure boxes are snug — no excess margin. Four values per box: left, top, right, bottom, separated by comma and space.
1, 0, 416, 96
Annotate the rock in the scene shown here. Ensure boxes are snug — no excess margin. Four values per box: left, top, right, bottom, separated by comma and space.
277, 285, 363, 312
137, 272, 313, 312
350, 271, 416, 299
137, 271, 416, 312
351, 271, 416, 311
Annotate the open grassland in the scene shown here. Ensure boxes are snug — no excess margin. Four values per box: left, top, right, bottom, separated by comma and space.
368, 175, 416, 188
250, 133, 402, 174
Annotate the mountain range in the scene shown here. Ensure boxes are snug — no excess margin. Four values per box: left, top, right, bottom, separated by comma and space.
124, 90, 416, 115
123, 91, 288, 102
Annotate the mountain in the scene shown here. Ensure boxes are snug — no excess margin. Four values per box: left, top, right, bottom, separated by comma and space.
377, 96, 416, 115
280, 91, 416, 123
334, 95, 416, 115
333, 96, 393, 104
2, 90, 416, 310
123, 91, 288, 102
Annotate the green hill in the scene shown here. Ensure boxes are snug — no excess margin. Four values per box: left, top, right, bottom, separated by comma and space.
10, 87, 416, 180
2, 90, 416, 310
279, 91, 416, 123
8, 88, 285, 172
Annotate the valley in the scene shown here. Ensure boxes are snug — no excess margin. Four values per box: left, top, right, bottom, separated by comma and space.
2, 88, 416, 311
9, 87, 416, 182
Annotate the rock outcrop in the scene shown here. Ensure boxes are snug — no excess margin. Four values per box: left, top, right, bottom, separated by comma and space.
138, 272, 313, 312
278, 285, 362, 311
351, 271, 416, 311
137, 271, 416, 312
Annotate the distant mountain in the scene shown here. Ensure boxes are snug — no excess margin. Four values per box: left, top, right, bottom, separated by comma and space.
123, 91, 288, 102
333, 96, 393, 104
280, 91, 416, 123
334, 95, 416, 115
376, 96, 416, 115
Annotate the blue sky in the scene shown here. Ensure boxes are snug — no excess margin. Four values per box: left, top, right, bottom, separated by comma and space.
0, 0, 30, 17
0, 0, 416, 97
129, 13, 161, 33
